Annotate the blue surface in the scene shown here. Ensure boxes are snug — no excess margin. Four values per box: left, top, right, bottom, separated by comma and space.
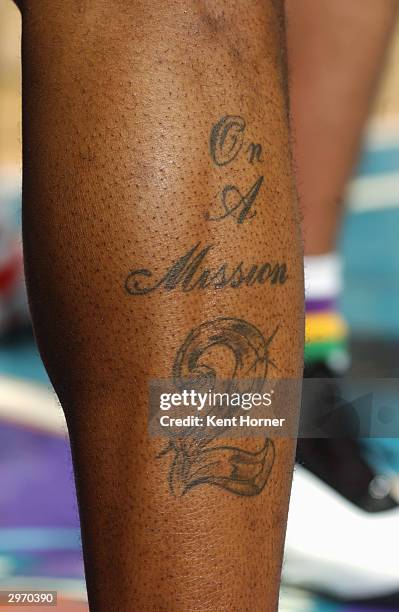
356, 144, 399, 177
0, 336, 48, 383
341, 208, 399, 337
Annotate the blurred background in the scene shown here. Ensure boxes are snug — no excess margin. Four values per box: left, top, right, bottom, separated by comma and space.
2, 1, 399, 610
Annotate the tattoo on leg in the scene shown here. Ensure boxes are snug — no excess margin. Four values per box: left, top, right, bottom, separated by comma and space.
158, 317, 277, 497
247, 142, 263, 164
209, 115, 246, 167
205, 176, 264, 224
208, 115, 266, 224
125, 242, 288, 295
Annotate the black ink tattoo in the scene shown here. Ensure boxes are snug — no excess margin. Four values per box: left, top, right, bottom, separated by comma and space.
208, 116, 265, 223
247, 142, 263, 164
125, 242, 288, 295
158, 317, 277, 497
210, 115, 246, 167
210, 115, 263, 167
206, 176, 264, 224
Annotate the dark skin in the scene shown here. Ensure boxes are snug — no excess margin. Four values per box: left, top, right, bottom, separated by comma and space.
16, 0, 303, 610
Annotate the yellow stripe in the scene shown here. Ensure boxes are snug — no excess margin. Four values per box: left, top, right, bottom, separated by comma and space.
305, 312, 348, 343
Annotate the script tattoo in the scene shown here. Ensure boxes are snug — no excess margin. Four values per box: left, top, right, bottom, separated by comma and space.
209, 115, 246, 166
158, 317, 277, 497
208, 114, 265, 224
125, 242, 287, 295
247, 142, 263, 164
206, 176, 264, 224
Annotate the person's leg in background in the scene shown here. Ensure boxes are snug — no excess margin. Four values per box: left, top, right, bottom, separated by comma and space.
282, 0, 399, 601
286, 0, 398, 373
19, 0, 303, 610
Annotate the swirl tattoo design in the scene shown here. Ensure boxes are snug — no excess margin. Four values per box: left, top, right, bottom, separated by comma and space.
159, 317, 277, 497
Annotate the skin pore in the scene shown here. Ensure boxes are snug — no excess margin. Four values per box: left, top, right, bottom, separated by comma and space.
18, 0, 303, 610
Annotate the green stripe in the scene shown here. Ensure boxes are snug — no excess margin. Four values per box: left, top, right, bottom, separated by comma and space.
305, 338, 348, 363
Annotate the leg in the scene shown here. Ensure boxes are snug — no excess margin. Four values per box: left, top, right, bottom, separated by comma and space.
284, 1, 399, 599
286, 0, 398, 255
286, 0, 398, 370
20, 1, 303, 609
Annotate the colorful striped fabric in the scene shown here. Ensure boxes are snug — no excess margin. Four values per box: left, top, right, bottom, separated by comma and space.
305, 306, 348, 365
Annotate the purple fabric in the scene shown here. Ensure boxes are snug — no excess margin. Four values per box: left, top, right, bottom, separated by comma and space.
305, 297, 336, 313
0, 421, 79, 528
0, 421, 84, 581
